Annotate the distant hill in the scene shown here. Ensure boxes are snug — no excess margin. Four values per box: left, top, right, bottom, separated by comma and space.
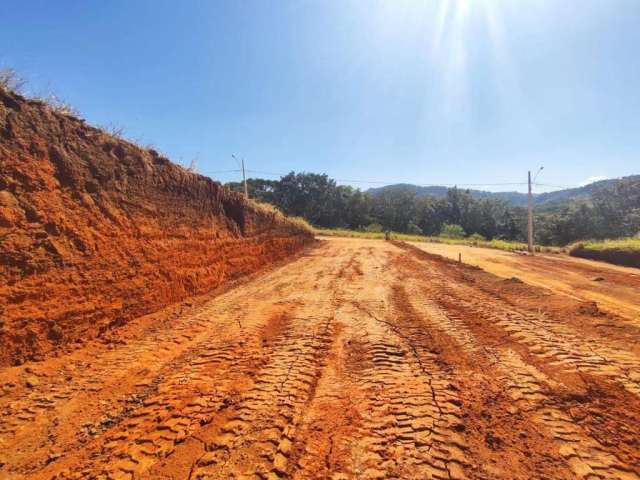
366, 175, 640, 207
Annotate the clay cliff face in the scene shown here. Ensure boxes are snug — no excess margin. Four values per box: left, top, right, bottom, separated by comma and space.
0, 88, 313, 366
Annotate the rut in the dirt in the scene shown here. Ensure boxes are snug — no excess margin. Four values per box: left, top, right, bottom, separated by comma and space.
1, 238, 640, 480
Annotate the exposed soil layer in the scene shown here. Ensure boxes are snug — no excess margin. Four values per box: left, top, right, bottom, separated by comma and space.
570, 246, 640, 269
1, 237, 639, 479
0, 88, 312, 367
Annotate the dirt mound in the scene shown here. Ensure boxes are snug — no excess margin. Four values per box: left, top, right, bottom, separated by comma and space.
0, 87, 312, 367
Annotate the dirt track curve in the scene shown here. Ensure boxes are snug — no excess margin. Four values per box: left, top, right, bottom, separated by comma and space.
2, 237, 640, 479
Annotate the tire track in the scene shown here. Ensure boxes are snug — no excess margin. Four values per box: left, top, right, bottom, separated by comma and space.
297, 242, 470, 479
394, 248, 640, 479
187, 251, 353, 479
3, 237, 639, 479
0, 243, 341, 479
394, 244, 640, 397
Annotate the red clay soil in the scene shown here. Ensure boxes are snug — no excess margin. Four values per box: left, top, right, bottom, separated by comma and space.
2, 237, 638, 479
0, 87, 312, 367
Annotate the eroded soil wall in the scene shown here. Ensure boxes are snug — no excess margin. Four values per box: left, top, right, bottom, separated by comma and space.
0, 88, 312, 366
570, 246, 640, 268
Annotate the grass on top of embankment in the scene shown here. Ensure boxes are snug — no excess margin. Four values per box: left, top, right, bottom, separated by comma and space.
251, 201, 314, 236
568, 238, 640, 268
568, 238, 640, 252
314, 228, 561, 253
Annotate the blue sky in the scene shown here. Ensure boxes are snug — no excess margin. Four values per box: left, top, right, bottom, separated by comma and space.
2, 0, 639, 192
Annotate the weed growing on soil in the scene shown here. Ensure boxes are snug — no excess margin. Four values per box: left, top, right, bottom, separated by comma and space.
252, 202, 314, 236
569, 238, 640, 252
568, 238, 640, 267
315, 228, 560, 253
0, 68, 26, 92
1, 68, 81, 118
33, 93, 81, 117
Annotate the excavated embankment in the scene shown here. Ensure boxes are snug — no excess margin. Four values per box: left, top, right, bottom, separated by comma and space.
570, 245, 640, 268
0, 88, 312, 367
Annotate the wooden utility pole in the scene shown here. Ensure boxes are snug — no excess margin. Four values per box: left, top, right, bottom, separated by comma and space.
233, 154, 249, 199
527, 170, 534, 254
242, 158, 248, 199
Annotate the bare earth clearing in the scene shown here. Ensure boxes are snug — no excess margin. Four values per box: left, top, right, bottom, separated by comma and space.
1, 237, 640, 479
409, 241, 640, 324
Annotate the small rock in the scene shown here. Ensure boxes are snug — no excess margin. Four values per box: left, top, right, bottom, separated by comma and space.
452, 422, 466, 432
578, 301, 601, 315
46, 453, 61, 464
504, 276, 523, 284
197, 452, 218, 467
25, 376, 40, 388
278, 438, 293, 455
273, 452, 288, 473
47, 325, 64, 342
592, 276, 605, 282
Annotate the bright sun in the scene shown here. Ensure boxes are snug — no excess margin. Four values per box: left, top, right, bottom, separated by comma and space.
370, 0, 512, 117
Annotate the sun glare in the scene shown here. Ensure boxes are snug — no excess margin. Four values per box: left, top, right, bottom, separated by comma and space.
369, 0, 515, 119
427, 0, 511, 117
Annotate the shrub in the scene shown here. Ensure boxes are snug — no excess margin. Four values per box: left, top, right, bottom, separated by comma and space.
468, 233, 486, 242
440, 223, 465, 239
365, 223, 384, 233
250, 201, 314, 236
287, 216, 314, 235
102, 123, 125, 139
407, 222, 423, 235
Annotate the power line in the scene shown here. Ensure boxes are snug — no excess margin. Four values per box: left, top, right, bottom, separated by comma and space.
245, 170, 535, 187
200, 168, 580, 190
198, 169, 241, 174
533, 182, 580, 189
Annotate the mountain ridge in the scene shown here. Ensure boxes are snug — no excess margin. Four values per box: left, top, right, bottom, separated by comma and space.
366, 175, 640, 206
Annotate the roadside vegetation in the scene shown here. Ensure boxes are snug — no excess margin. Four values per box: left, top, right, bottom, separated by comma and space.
252, 201, 314, 236
1, 67, 80, 117
568, 237, 640, 267
569, 237, 640, 252
227, 172, 640, 249
315, 227, 561, 253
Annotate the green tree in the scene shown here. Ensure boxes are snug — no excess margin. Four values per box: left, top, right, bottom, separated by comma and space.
441, 223, 466, 238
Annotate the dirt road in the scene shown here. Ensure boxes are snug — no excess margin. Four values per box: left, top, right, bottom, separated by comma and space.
409, 241, 640, 324
1, 237, 640, 479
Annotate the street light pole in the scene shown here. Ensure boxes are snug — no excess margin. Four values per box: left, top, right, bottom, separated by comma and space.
241, 158, 248, 199
527, 166, 544, 254
232, 154, 249, 199
528, 171, 534, 253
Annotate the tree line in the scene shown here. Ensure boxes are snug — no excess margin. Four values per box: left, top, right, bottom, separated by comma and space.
226, 172, 640, 245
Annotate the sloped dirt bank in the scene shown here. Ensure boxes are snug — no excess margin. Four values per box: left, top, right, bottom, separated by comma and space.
0, 87, 312, 367
570, 245, 640, 268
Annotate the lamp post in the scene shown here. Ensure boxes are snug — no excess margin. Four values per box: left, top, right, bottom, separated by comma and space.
232, 154, 248, 199
527, 166, 544, 254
